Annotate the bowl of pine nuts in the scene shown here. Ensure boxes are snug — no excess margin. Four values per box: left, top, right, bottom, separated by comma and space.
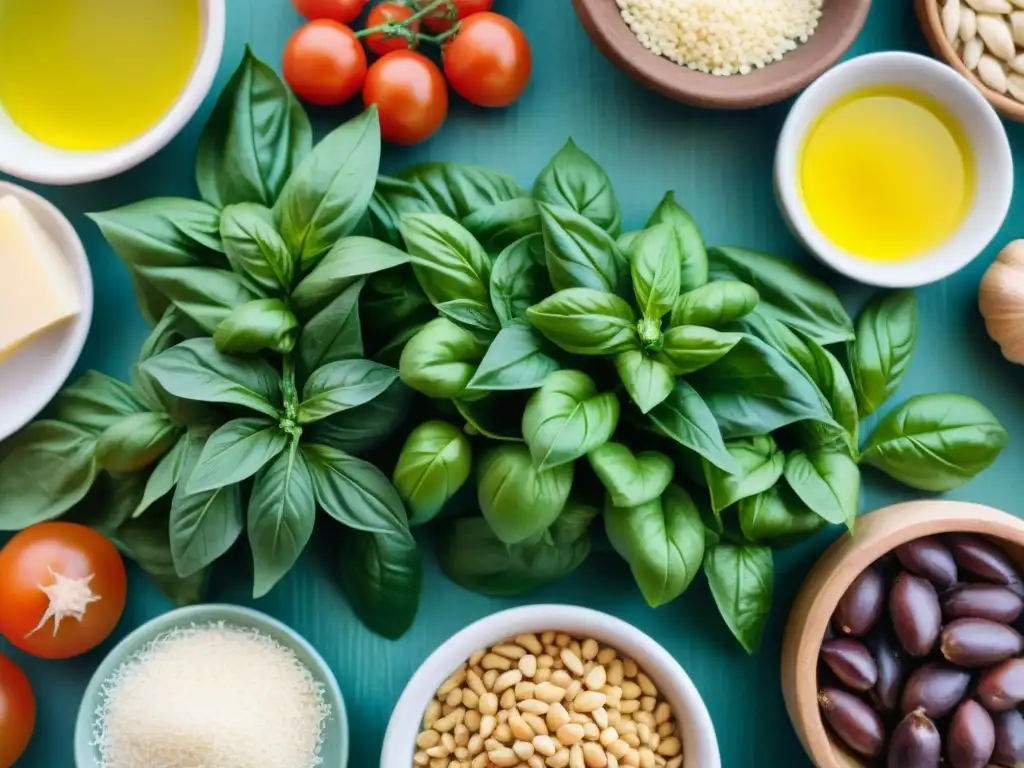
381, 605, 720, 768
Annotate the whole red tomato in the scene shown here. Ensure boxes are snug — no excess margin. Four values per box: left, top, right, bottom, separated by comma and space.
0, 654, 34, 768
291, 0, 367, 23
443, 12, 531, 107
283, 20, 368, 106
363, 51, 448, 145
423, 0, 493, 32
364, 3, 420, 56
0, 523, 127, 660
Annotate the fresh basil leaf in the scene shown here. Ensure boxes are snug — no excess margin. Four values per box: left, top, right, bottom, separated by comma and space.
539, 203, 625, 294
398, 162, 526, 219
393, 420, 472, 526
477, 444, 574, 544
96, 412, 180, 473
437, 299, 502, 336
187, 417, 287, 494
490, 235, 548, 327
617, 230, 641, 254
527, 287, 637, 356
730, 307, 813, 368
648, 380, 736, 473
135, 433, 190, 518
141, 338, 282, 418
372, 324, 425, 368
852, 290, 918, 418
138, 265, 260, 334
119, 507, 209, 606
463, 198, 541, 253
220, 203, 294, 293
399, 317, 488, 399
534, 139, 622, 235
275, 107, 380, 265
49, 371, 148, 434
614, 351, 674, 414
783, 450, 860, 529
196, 47, 311, 208
660, 326, 742, 376
704, 543, 774, 654
361, 266, 433, 338
291, 237, 411, 315
299, 360, 400, 424
454, 393, 529, 443
794, 334, 859, 454
129, 272, 173, 326
306, 381, 412, 456
670, 281, 759, 328
862, 394, 1008, 492
367, 175, 434, 247
467, 324, 561, 392
630, 223, 681, 321
213, 298, 299, 355
297, 278, 365, 378
401, 213, 492, 309
522, 370, 619, 470
551, 501, 600, 546
646, 192, 707, 292
605, 484, 705, 607
587, 443, 674, 508
702, 435, 784, 513
738, 485, 827, 549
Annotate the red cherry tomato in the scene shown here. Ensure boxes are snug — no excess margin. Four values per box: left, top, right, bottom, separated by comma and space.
363, 50, 448, 145
291, 0, 367, 23
443, 12, 531, 107
364, 3, 420, 56
0, 523, 126, 660
0, 654, 34, 768
283, 20, 368, 106
423, 0, 494, 33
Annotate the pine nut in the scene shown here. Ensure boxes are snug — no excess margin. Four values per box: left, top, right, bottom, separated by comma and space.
520, 699, 550, 716
439, 668, 467, 698
523, 713, 549, 736
514, 740, 536, 759
592, 707, 609, 729
536, 682, 567, 703
516, 681, 536, 700
585, 665, 607, 691
534, 734, 558, 756
597, 648, 617, 665
494, 670, 522, 694
657, 737, 681, 758
520, 654, 539, 678
570, 743, 585, 768
557, 723, 586, 745
583, 742, 608, 768
548, 749, 571, 768
547, 702, 571, 732
581, 638, 600, 661
517, 634, 544, 655
482, 653, 512, 671
488, 747, 519, 767
561, 649, 585, 676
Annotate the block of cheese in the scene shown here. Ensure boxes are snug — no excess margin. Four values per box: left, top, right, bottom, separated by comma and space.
0, 195, 81, 360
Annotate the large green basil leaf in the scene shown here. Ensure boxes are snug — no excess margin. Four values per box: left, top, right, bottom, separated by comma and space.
587, 442, 674, 508
648, 380, 736, 473
783, 450, 860, 529
132, 308, 207, 420
49, 371, 148, 434
477, 444, 573, 544
702, 435, 784, 513
373, 324, 428, 368
660, 326, 742, 376
436, 299, 502, 336
401, 213, 493, 310
195, 47, 311, 208
275, 107, 380, 265
629, 223, 681, 321
738, 485, 827, 549
306, 381, 411, 456
141, 338, 282, 418
533, 139, 621, 235
527, 288, 637, 356
851, 290, 918, 418
188, 417, 287, 493
304, 443, 409, 535
704, 543, 774, 654
297, 279, 364, 377
709, 246, 854, 345
291, 238, 410, 316
862, 394, 1008, 492
399, 317, 488, 399
118, 506, 209, 606
670, 281, 759, 328
139, 265, 259, 333
646, 192, 707, 293
490, 235, 548, 327
361, 267, 432, 338
213, 298, 298, 355
463, 198, 541, 253
135, 433, 190, 518
398, 162, 526, 219
522, 370, 619, 470
614, 351, 674, 414
220, 203, 294, 293
367, 175, 434, 247
539, 203, 625, 294
605, 484, 705, 607
454, 393, 529, 443
466, 324, 561, 392
393, 420, 472, 526
96, 412, 180, 473
299, 360, 399, 424
795, 335, 860, 454
248, 441, 316, 597
731, 307, 813, 368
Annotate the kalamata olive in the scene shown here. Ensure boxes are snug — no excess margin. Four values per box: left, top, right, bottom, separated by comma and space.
901, 664, 972, 718
941, 619, 1024, 668
977, 658, 1024, 712
834, 568, 886, 637
868, 629, 909, 713
821, 638, 879, 691
888, 708, 941, 768
943, 584, 1024, 624
897, 537, 959, 589
891, 572, 943, 657
947, 535, 1024, 591
949, 699, 996, 768
991, 709, 1024, 766
818, 687, 886, 758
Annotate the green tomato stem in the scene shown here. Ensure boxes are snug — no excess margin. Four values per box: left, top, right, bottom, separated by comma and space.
282, 353, 299, 421
354, 0, 453, 39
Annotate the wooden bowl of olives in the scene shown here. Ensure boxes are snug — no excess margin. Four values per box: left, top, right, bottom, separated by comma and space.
781, 500, 1024, 768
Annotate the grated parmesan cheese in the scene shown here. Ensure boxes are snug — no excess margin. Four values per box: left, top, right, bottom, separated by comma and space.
616, 0, 825, 76
92, 622, 331, 768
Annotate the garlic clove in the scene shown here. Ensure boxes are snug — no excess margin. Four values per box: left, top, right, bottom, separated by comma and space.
944, 0, 963, 42
965, 36, 987, 68
961, 5, 979, 41
978, 13, 1017, 59
978, 53, 1010, 90
979, 241, 1024, 365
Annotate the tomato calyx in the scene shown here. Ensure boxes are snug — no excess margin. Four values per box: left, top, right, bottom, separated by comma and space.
26, 567, 102, 638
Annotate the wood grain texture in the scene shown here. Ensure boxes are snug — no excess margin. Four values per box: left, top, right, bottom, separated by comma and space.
3, 3, 1024, 767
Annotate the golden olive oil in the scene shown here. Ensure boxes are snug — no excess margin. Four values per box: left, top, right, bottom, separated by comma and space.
0, 0, 201, 151
800, 87, 975, 263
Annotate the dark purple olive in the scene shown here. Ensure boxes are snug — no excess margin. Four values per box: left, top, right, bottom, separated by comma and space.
818, 687, 886, 758
887, 709, 941, 768
820, 638, 878, 691
891, 572, 942, 657
897, 537, 958, 589
949, 699, 995, 768
901, 664, 972, 719
834, 568, 886, 637
868, 630, 909, 713
977, 658, 1024, 712
942, 584, 1024, 624
947, 534, 1024, 591
992, 709, 1024, 767
941, 619, 1024, 668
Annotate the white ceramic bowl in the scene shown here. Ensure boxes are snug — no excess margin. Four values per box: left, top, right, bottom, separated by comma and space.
0, 0, 225, 185
382, 605, 721, 768
0, 181, 93, 441
775, 51, 1013, 288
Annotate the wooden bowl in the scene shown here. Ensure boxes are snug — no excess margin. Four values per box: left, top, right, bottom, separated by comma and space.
916, 0, 1024, 122
571, 0, 872, 109
781, 500, 1024, 768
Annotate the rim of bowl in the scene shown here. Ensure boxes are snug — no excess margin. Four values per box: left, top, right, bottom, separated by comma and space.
0, 180, 93, 442
0, 0, 226, 185
775, 51, 1014, 288
73, 604, 348, 768
381, 604, 721, 768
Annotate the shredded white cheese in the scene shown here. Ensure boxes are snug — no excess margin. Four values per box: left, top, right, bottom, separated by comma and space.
92, 622, 331, 768
617, 0, 825, 76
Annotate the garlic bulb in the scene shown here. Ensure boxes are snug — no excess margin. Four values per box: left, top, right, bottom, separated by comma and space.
979, 240, 1024, 363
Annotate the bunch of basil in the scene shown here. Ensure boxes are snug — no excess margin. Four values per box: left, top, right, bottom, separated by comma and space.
0, 49, 421, 640
348, 140, 1009, 653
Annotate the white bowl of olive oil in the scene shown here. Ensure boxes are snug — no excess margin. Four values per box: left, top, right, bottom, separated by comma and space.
0, 0, 225, 185
775, 51, 1013, 288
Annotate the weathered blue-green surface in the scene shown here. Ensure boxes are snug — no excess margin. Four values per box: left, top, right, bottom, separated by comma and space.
4, 2, 1024, 766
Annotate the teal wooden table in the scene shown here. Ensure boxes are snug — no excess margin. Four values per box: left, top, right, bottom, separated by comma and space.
4, 2, 1024, 766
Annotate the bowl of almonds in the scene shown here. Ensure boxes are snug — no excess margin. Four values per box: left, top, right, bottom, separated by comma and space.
381, 605, 720, 768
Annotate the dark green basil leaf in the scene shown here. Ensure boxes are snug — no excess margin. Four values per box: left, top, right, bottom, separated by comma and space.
462, 197, 541, 252
393, 420, 472, 526
361, 266, 433, 339
454, 393, 529, 443
660, 326, 742, 375
539, 203, 625, 294
587, 442, 674, 507
739, 485, 828, 549
299, 360, 400, 424
213, 298, 299, 354
96, 412, 180, 473
794, 335, 859, 454
138, 265, 259, 333
851, 290, 918, 418
630, 223, 681, 321
862, 394, 1008, 492
704, 542, 774, 654
195, 47, 311, 208
437, 299, 502, 336
534, 139, 621, 235
291, 237, 411, 315
49, 371, 148, 434
220, 203, 294, 293
188, 417, 287, 493
648, 380, 736, 473
399, 317, 488, 399
401, 213, 492, 309
305, 380, 412, 456
646, 192, 707, 292
783, 450, 860, 529
119, 506, 209, 606
551, 501, 600, 546
467, 324, 561, 392
129, 272, 173, 326
297, 278, 365, 377
614, 351, 674, 414
490, 235, 548, 327
367, 175, 434, 247
135, 433, 190, 518
477, 444, 573, 544
702, 435, 784, 513
670, 281, 759, 328
372, 324, 425, 368
527, 288, 637, 356
398, 162, 526, 219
